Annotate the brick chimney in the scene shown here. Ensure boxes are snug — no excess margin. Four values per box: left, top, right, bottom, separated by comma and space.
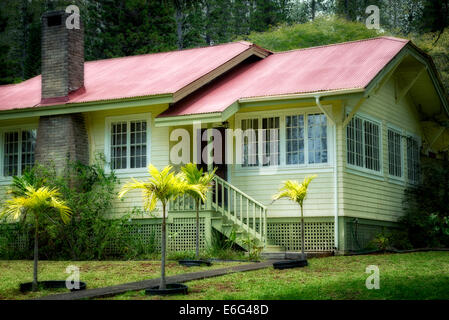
35, 10, 89, 170
41, 10, 84, 103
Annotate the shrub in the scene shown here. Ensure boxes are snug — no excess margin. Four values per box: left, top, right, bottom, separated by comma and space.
400, 158, 449, 248
0, 155, 142, 260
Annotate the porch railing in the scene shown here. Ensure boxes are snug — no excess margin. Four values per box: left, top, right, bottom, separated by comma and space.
169, 175, 268, 244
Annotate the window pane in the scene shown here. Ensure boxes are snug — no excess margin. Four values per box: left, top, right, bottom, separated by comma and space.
21, 129, 36, 173
241, 119, 258, 167
130, 120, 147, 169
388, 129, 402, 177
262, 117, 280, 166
364, 120, 380, 171
3, 131, 19, 176
286, 115, 305, 165
308, 114, 327, 164
407, 137, 420, 183
111, 122, 127, 169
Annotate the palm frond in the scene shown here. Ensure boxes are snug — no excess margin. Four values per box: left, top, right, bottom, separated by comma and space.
272, 175, 316, 206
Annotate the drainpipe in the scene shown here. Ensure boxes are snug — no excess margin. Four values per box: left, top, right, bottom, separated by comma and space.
315, 96, 339, 252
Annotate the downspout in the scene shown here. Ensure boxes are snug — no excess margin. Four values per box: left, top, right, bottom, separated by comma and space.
315, 96, 339, 252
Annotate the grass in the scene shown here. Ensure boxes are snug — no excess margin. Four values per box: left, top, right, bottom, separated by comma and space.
0, 260, 242, 300
107, 252, 449, 300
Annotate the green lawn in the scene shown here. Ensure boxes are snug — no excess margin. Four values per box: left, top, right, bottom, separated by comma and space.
2, 252, 448, 300
109, 252, 449, 300
0, 260, 241, 300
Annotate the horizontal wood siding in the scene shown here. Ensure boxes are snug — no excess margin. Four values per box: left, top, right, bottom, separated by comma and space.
87, 105, 169, 218
341, 78, 422, 222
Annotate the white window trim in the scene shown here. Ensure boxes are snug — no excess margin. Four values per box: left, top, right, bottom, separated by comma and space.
386, 124, 405, 183
405, 131, 421, 186
234, 106, 334, 175
345, 109, 384, 178
104, 113, 151, 175
0, 124, 37, 184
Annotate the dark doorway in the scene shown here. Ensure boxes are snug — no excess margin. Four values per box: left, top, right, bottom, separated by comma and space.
197, 127, 227, 180
197, 127, 228, 208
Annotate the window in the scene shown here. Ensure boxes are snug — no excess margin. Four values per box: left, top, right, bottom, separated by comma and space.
308, 114, 327, 164
286, 115, 305, 165
407, 136, 420, 183
347, 115, 381, 172
239, 112, 328, 168
241, 118, 258, 167
388, 129, 402, 178
261, 117, 279, 166
107, 115, 150, 171
2, 129, 36, 177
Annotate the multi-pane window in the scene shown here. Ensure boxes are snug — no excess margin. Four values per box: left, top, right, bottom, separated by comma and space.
364, 121, 380, 171
241, 118, 258, 167
3, 129, 36, 177
388, 129, 402, 178
347, 117, 363, 167
130, 121, 147, 169
308, 114, 328, 164
286, 115, 305, 165
261, 117, 280, 166
240, 113, 328, 167
110, 120, 148, 170
407, 137, 420, 183
347, 116, 381, 172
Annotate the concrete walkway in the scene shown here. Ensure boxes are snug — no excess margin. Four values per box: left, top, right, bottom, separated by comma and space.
35, 260, 274, 300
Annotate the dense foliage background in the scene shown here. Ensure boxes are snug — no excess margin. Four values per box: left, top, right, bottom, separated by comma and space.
0, 0, 448, 94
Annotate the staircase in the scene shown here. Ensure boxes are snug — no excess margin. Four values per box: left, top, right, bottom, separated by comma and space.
210, 176, 267, 250
169, 176, 283, 253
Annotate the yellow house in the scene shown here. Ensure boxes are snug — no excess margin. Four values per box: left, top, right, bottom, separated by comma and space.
0, 11, 448, 254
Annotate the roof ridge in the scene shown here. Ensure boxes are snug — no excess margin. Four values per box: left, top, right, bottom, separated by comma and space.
271, 36, 409, 55
85, 41, 253, 64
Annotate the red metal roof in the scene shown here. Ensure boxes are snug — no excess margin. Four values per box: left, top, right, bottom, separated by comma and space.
159, 37, 409, 118
0, 37, 409, 115
0, 41, 254, 111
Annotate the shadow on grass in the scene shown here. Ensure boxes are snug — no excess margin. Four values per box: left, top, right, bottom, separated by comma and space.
255, 274, 449, 300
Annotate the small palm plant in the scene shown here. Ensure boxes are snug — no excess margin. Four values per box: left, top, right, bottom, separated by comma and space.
273, 175, 316, 258
119, 164, 203, 289
181, 163, 216, 259
1, 182, 71, 291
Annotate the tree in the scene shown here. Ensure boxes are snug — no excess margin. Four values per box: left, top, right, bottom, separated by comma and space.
119, 164, 203, 289
1, 180, 71, 291
273, 175, 316, 257
181, 163, 216, 259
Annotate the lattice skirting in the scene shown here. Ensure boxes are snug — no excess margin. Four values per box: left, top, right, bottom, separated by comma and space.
107, 217, 206, 254
266, 221, 335, 252
0, 226, 29, 255
345, 219, 397, 252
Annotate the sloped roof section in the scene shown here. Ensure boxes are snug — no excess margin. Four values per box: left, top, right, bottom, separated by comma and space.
0, 41, 265, 111
159, 37, 409, 118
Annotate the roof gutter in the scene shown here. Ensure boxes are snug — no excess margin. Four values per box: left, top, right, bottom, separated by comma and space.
0, 94, 173, 120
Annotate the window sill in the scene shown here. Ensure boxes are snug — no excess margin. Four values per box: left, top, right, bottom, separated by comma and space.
0, 177, 12, 186
233, 165, 333, 176
345, 166, 385, 181
387, 175, 405, 186
108, 168, 149, 179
